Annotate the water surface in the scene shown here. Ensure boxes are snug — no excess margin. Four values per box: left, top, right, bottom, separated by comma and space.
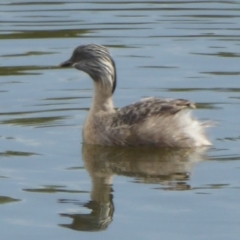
0, 1, 240, 240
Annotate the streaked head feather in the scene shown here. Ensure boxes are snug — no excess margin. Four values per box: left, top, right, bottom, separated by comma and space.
60, 44, 117, 94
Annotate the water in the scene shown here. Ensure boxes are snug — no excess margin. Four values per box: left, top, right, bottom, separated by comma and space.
0, 1, 240, 239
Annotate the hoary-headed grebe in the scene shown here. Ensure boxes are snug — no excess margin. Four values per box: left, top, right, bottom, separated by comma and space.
60, 44, 211, 147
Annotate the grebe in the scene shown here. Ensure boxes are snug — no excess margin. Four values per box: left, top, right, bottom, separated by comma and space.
60, 44, 211, 147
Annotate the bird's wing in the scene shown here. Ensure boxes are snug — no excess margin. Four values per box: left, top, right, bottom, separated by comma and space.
112, 97, 196, 126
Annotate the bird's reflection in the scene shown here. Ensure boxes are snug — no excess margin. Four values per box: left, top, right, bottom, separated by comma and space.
59, 144, 208, 232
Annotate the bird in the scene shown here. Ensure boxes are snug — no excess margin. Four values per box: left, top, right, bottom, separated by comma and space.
59, 44, 211, 148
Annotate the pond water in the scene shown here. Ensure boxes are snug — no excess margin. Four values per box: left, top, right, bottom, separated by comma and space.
0, 1, 240, 239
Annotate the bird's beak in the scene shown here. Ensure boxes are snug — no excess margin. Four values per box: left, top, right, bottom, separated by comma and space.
59, 59, 73, 67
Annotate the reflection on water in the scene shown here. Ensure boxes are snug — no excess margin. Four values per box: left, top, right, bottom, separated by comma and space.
0, 196, 20, 205
0, 29, 90, 40
0, 150, 39, 157
59, 181, 114, 232
23, 185, 87, 194
82, 144, 207, 188
191, 52, 240, 58
59, 144, 208, 232
1, 116, 66, 127
0, 66, 58, 76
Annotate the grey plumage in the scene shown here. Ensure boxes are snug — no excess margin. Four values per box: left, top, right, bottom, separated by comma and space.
113, 97, 196, 126
60, 44, 211, 148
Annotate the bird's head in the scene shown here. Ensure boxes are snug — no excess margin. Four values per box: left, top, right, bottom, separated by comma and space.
60, 44, 117, 94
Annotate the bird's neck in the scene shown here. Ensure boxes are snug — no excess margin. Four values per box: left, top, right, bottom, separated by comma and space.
90, 80, 115, 113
